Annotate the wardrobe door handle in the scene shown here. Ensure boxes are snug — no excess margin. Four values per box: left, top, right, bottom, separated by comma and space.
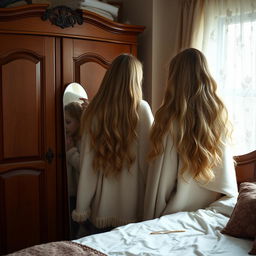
45, 148, 54, 163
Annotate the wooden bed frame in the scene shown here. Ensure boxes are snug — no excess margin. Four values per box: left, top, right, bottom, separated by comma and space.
234, 150, 256, 185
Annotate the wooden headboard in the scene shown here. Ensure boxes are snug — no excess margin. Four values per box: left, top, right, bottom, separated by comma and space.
234, 150, 256, 185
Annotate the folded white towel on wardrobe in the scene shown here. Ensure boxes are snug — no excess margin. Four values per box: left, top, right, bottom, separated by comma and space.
80, 0, 119, 18
81, 6, 114, 20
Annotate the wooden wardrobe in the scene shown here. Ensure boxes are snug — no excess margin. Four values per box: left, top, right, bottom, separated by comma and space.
0, 4, 144, 254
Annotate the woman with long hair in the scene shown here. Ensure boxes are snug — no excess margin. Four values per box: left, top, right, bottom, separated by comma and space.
72, 54, 153, 232
144, 48, 238, 220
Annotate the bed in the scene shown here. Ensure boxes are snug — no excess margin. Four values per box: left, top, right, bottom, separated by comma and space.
8, 150, 256, 256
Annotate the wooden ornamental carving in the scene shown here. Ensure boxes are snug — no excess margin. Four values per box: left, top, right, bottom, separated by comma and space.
42, 6, 83, 29
0, 5, 144, 41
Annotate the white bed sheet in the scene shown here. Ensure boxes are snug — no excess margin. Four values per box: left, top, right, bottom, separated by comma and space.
74, 197, 253, 256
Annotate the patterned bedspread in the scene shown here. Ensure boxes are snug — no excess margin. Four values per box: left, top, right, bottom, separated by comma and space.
6, 241, 107, 256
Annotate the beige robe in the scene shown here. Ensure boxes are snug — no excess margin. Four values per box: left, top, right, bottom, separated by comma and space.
143, 133, 238, 220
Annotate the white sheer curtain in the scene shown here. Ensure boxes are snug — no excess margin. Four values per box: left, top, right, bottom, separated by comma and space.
199, 0, 256, 155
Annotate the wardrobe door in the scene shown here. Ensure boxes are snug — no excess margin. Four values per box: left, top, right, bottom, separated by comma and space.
62, 38, 131, 99
0, 34, 57, 254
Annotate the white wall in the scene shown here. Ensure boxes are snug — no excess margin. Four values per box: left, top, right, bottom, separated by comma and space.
121, 0, 180, 112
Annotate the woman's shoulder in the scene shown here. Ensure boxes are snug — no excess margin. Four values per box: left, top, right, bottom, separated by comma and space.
139, 99, 150, 107
138, 100, 154, 122
139, 100, 152, 113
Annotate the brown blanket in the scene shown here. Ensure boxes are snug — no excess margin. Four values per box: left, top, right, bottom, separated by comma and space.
6, 241, 107, 256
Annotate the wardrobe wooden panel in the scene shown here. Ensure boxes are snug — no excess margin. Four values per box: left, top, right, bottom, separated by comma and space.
0, 34, 57, 254
63, 38, 131, 99
2, 57, 40, 159
0, 169, 45, 253
79, 62, 107, 100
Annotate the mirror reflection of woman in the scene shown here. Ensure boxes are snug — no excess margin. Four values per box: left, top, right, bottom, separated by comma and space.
64, 102, 84, 237
72, 54, 154, 235
65, 100, 89, 192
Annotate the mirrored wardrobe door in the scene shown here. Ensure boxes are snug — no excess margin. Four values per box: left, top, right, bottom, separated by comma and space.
63, 82, 88, 239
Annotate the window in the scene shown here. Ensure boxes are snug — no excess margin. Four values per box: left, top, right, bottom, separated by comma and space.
202, 2, 256, 155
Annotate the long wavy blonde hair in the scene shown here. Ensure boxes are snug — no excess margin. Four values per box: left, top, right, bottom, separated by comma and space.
80, 54, 143, 176
149, 48, 230, 182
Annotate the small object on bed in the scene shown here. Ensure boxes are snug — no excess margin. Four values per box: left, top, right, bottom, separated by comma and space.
150, 229, 186, 235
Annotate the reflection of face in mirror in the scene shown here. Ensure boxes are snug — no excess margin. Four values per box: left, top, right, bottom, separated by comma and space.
65, 102, 82, 151
63, 83, 89, 239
